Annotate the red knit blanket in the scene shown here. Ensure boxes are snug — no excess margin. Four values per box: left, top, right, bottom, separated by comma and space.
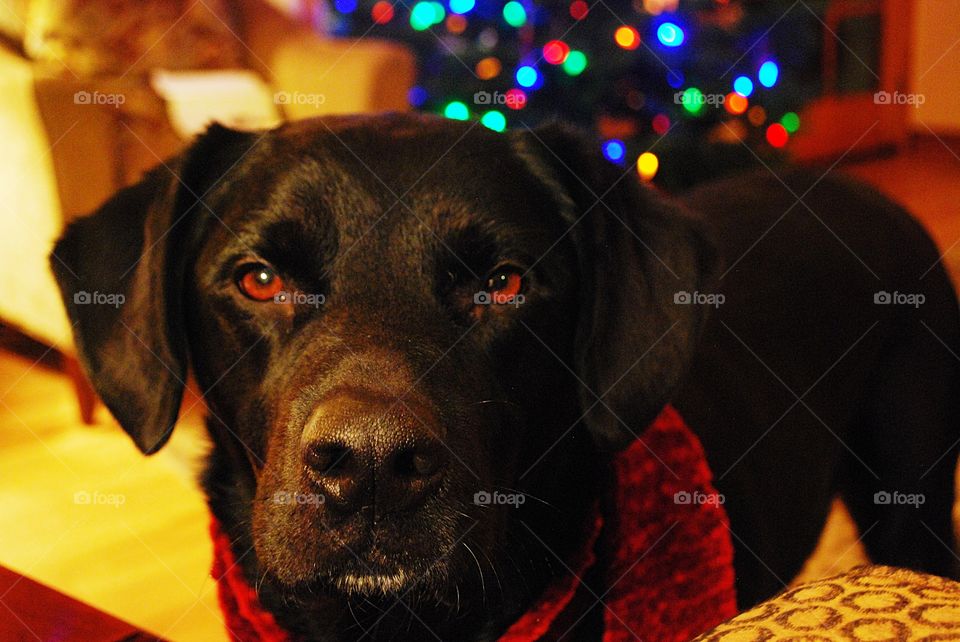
210, 405, 737, 641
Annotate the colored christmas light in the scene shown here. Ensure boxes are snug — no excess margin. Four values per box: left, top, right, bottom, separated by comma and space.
569, 0, 589, 20
614, 26, 641, 50
505, 88, 527, 110
562, 50, 587, 76
444, 101, 470, 120
766, 123, 788, 148
747, 105, 766, 126
408, 86, 428, 107
724, 92, 747, 115
410, 1, 443, 29
371, 0, 394, 23
602, 139, 626, 162
446, 14, 467, 33
733, 75, 754, 97
481, 110, 507, 131
651, 113, 670, 135
780, 111, 800, 133
758, 60, 779, 88
543, 40, 570, 65
637, 152, 659, 181
475, 57, 502, 80
656, 22, 684, 47
515, 65, 539, 88
335, 0, 358, 13
681, 87, 704, 115
449, 0, 475, 14
503, 1, 527, 27
363, 0, 804, 180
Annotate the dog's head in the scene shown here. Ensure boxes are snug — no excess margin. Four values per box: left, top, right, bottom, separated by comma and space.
51, 114, 713, 618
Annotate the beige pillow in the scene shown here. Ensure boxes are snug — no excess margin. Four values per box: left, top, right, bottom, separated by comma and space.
693, 565, 960, 641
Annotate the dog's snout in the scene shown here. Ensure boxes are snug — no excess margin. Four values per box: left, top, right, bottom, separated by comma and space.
302, 395, 447, 515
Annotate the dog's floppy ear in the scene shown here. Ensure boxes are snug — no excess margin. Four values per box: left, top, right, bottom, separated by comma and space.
512, 124, 717, 451
50, 124, 257, 454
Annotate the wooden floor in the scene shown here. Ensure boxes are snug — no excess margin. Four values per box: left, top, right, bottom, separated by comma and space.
0, 136, 958, 641
0, 347, 227, 641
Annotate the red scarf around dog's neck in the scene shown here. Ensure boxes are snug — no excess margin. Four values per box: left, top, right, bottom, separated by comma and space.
209, 405, 737, 641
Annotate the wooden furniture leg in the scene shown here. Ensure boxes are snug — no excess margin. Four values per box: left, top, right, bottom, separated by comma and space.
63, 355, 97, 425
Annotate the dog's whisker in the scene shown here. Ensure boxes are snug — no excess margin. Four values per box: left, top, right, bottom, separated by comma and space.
477, 541, 504, 606
462, 541, 486, 607
494, 485, 560, 511
470, 398, 523, 408
346, 599, 363, 630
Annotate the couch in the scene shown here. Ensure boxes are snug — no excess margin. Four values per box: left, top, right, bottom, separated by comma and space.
0, 0, 415, 400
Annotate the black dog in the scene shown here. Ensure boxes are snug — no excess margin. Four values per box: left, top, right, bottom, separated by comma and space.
51, 114, 959, 639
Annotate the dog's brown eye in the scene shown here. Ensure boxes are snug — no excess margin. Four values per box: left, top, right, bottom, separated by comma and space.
485, 266, 523, 304
237, 264, 284, 301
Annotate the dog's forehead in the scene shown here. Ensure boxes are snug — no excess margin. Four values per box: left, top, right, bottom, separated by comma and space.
274, 115, 527, 196
216, 117, 559, 251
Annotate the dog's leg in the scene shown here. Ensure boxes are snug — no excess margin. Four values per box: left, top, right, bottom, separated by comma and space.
842, 260, 960, 578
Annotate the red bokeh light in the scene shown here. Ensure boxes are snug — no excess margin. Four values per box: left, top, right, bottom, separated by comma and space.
766, 123, 789, 148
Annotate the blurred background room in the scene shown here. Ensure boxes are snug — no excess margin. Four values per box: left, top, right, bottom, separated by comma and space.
0, 0, 957, 639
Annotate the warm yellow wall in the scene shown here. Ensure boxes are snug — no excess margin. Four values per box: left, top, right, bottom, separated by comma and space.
910, 1, 960, 134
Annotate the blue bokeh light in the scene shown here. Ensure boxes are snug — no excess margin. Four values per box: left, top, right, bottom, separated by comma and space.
656, 22, 685, 47
758, 60, 780, 88
733, 75, 754, 97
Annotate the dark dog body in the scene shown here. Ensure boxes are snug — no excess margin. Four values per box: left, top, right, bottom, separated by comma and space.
51, 114, 959, 639
678, 171, 960, 605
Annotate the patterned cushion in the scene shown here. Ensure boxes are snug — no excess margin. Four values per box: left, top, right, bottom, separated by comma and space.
693, 565, 960, 641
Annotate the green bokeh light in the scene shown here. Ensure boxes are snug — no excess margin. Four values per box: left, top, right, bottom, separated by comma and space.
502, 1, 526, 27
481, 110, 507, 131
562, 50, 587, 76
681, 87, 704, 115
443, 101, 470, 120
780, 111, 800, 133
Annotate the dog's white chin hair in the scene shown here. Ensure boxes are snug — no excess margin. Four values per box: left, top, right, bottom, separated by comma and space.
335, 571, 410, 595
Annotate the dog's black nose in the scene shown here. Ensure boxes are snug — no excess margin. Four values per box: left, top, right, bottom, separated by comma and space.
302, 396, 447, 515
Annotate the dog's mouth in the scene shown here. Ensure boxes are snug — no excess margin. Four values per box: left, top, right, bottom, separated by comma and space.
333, 571, 413, 595
291, 547, 455, 600
258, 517, 461, 599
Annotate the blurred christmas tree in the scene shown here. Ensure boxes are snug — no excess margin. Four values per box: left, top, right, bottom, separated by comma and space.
325, 0, 828, 190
